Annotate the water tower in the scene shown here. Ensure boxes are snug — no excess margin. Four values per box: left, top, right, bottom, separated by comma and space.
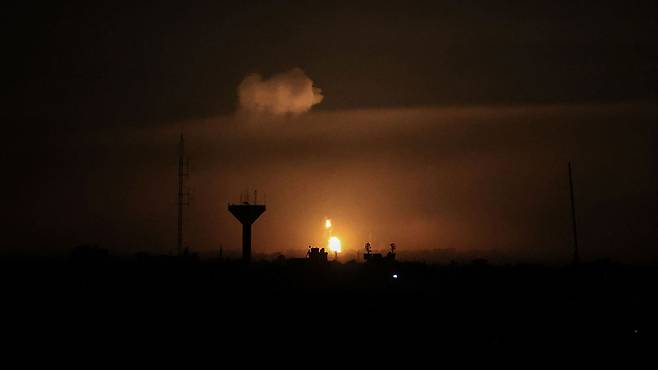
228, 197, 266, 263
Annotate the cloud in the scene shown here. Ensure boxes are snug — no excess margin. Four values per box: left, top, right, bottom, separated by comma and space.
237, 68, 323, 114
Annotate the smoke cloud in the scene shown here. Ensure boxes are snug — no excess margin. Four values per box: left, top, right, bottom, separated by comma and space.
237, 68, 324, 114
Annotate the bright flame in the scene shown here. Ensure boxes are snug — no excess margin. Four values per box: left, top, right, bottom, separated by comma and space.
325, 219, 332, 229
328, 236, 341, 253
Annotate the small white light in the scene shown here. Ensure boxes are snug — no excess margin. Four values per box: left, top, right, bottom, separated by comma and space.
392, 274, 398, 279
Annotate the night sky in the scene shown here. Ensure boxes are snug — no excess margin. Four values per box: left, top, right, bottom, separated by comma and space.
3, 1, 657, 262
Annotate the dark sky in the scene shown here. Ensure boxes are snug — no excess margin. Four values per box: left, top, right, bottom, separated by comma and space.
6, 0, 657, 125
2, 1, 657, 262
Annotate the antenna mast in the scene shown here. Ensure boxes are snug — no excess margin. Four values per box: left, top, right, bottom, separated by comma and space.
177, 134, 190, 255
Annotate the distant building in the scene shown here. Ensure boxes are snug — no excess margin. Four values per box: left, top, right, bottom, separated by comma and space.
285, 246, 329, 265
307, 247, 328, 263
363, 242, 396, 264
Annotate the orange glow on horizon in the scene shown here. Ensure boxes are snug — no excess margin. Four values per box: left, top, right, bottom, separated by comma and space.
328, 236, 341, 253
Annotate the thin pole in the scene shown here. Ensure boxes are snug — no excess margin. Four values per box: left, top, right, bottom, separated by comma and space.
177, 134, 184, 255
568, 162, 579, 265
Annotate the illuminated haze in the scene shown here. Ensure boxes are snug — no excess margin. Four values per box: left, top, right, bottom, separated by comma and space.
6, 100, 656, 263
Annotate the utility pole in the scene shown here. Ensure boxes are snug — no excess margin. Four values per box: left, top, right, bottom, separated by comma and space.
177, 134, 190, 256
568, 162, 579, 265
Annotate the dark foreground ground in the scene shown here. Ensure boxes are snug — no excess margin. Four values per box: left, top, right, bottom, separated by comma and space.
1, 253, 656, 352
